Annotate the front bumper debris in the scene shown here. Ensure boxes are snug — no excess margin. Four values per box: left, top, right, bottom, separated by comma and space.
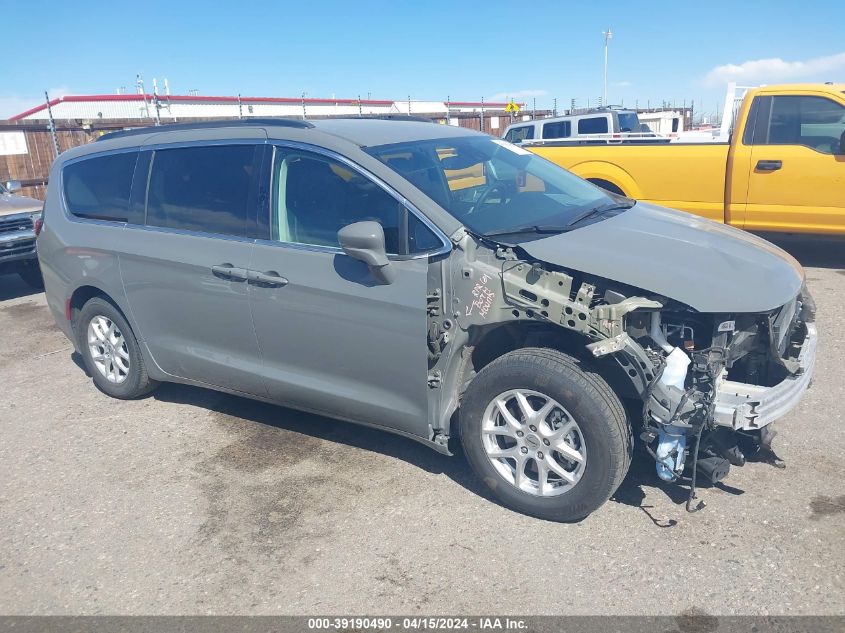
713, 322, 817, 430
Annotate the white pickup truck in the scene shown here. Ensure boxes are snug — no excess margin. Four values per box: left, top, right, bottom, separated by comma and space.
0, 180, 43, 287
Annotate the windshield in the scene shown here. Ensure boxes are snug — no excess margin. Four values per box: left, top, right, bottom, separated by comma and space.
365, 135, 616, 237
617, 112, 641, 133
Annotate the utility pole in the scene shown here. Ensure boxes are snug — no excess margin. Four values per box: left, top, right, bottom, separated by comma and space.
602, 28, 613, 107
44, 91, 59, 158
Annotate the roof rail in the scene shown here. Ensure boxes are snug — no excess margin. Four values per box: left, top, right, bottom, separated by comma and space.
96, 117, 314, 141
333, 114, 434, 123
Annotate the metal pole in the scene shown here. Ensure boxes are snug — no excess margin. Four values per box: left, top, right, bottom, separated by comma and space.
602, 28, 613, 107
358, 95, 363, 117
553, 98, 557, 117
238, 94, 243, 119
446, 95, 451, 125
407, 95, 411, 115
44, 91, 59, 158
301, 93, 307, 120
533, 97, 536, 120
480, 97, 484, 133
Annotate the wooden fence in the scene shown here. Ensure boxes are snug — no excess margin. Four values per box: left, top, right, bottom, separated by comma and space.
0, 110, 547, 200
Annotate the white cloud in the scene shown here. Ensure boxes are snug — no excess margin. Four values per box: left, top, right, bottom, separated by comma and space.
488, 89, 548, 102
0, 86, 72, 118
614, 81, 632, 87
704, 51, 845, 85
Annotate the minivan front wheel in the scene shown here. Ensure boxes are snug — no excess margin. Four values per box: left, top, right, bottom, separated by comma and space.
76, 297, 158, 399
460, 348, 631, 522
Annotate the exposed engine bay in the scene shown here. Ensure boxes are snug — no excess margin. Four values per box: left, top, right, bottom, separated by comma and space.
431, 230, 818, 511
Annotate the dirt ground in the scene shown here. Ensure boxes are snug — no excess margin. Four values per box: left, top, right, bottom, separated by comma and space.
1, 234, 843, 616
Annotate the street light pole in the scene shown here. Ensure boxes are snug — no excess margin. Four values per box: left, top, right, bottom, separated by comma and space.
603, 28, 613, 107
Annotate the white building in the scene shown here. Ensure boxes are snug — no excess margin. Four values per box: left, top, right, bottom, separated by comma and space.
10, 94, 519, 121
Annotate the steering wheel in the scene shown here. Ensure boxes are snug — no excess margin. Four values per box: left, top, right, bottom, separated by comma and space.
467, 184, 509, 215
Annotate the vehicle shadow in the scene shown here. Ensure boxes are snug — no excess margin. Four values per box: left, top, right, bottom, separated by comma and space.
151, 381, 497, 504
754, 232, 845, 270
0, 273, 42, 301
611, 447, 746, 526
136, 380, 750, 523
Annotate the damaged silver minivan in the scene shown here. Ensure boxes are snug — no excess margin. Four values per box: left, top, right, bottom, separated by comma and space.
37, 118, 816, 521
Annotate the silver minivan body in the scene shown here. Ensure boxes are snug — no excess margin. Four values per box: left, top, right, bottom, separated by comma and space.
38, 119, 816, 514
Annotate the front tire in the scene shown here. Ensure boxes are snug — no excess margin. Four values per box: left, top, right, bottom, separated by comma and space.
460, 348, 631, 521
75, 297, 158, 399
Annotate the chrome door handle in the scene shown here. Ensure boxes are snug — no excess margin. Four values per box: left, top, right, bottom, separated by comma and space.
211, 263, 249, 281
248, 270, 289, 288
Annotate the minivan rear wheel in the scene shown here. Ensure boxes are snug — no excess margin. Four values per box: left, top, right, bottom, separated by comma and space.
460, 348, 631, 522
75, 297, 158, 399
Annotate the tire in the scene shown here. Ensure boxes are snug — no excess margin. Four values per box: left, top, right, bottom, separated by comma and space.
460, 347, 631, 522
587, 178, 626, 197
75, 297, 158, 399
18, 265, 44, 289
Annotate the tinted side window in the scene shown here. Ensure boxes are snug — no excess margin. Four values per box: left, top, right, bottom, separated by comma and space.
274, 151, 403, 253
578, 117, 609, 134
542, 121, 571, 139
146, 145, 256, 237
504, 126, 534, 143
761, 96, 845, 154
63, 152, 137, 222
408, 213, 443, 254
272, 150, 442, 256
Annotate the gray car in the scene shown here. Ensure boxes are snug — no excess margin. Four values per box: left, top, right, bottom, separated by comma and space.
37, 118, 816, 521
1, 180, 43, 287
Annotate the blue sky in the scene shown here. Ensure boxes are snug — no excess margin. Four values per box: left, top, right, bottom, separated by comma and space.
2, 0, 844, 118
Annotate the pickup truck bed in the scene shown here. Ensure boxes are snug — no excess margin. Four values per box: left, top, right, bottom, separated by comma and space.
531, 143, 731, 223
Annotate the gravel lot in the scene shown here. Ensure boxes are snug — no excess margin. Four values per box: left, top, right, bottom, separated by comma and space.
1, 234, 843, 616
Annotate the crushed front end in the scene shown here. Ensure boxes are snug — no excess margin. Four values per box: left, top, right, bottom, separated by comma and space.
441, 226, 817, 511
631, 287, 817, 508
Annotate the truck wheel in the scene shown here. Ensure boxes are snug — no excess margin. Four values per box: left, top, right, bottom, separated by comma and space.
460, 348, 631, 521
18, 265, 44, 289
588, 178, 626, 196
75, 297, 158, 399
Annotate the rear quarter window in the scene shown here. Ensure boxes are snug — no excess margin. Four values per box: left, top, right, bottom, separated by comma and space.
63, 152, 138, 222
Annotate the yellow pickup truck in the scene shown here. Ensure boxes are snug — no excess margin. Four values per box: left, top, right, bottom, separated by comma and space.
526, 84, 845, 235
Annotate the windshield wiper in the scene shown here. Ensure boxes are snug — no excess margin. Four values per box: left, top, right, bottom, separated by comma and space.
565, 201, 635, 228
481, 201, 635, 238
482, 224, 570, 238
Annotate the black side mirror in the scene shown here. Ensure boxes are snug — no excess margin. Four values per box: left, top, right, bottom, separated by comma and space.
337, 221, 395, 285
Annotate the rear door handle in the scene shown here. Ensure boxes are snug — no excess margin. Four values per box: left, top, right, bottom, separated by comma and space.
211, 263, 250, 281
248, 270, 289, 288
756, 159, 782, 171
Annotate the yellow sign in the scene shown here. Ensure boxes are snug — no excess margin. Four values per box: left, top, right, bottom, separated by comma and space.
505, 101, 520, 113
